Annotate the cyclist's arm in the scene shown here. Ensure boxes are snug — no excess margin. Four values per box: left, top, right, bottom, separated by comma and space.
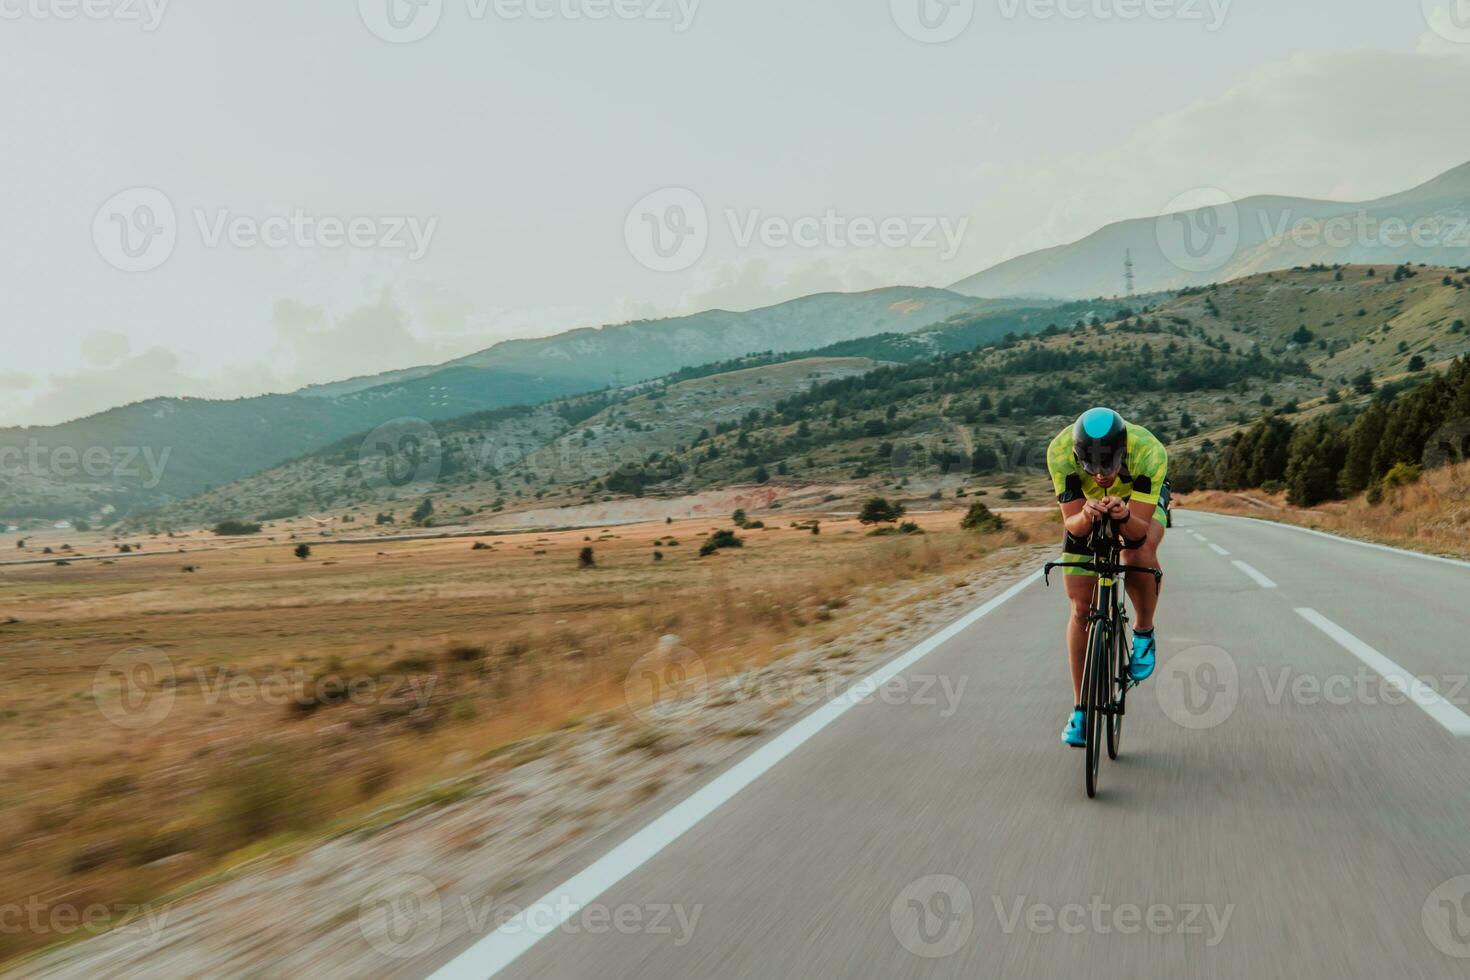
1118, 435, 1168, 544
1060, 497, 1109, 537
1118, 498, 1155, 542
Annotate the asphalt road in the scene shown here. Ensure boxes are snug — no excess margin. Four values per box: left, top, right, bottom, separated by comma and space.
426, 511, 1470, 979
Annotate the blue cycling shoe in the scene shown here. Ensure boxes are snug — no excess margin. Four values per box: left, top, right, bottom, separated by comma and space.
1130, 629, 1157, 684
1062, 707, 1086, 747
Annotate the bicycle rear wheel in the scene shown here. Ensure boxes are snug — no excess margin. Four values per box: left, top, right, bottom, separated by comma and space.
1083, 622, 1106, 798
1107, 616, 1125, 760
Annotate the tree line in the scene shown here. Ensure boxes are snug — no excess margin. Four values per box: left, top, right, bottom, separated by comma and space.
1172, 358, 1470, 506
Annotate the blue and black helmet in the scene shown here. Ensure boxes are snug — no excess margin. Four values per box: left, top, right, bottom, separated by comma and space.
1073, 408, 1128, 475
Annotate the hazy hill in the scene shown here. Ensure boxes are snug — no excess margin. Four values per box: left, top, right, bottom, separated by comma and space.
129, 265, 1470, 532
953, 160, 1470, 299
297, 287, 992, 398
138, 358, 879, 529
1, 287, 986, 521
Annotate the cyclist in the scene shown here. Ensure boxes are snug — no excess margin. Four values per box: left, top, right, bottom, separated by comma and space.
1047, 408, 1169, 748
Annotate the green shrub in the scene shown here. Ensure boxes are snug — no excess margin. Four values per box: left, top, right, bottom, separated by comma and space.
960, 503, 1007, 533
858, 498, 905, 525
699, 529, 744, 556
1381, 462, 1422, 489
213, 521, 262, 536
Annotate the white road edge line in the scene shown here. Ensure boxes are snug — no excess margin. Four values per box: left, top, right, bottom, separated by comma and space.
1188, 510, 1470, 572
1295, 608, 1470, 737
1232, 560, 1277, 589
1209, 544, 1230, 556
428, 570, 1044, 980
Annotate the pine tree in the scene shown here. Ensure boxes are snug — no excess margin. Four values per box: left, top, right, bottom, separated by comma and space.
1339, 401, 1386, 496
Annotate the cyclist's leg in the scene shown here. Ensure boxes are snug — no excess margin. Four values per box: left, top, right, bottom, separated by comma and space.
1120, 509, 1165, 631
1060, 528, 1096, 704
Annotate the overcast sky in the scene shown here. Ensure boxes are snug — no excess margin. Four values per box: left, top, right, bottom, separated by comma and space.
4, 0, 1470, 426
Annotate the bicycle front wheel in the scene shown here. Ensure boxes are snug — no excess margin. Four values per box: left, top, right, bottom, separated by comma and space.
1083, 621, 1106, 798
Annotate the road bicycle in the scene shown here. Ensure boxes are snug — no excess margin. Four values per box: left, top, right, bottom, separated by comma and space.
1045, 517, 1163, 799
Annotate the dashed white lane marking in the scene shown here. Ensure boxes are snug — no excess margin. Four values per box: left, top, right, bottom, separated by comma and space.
428, 571, 1044, 979
1186, 511, 1470, 572
1296, 608, 1470, 737
1232, 561, 1277, 589
1209, 544, 1230, 556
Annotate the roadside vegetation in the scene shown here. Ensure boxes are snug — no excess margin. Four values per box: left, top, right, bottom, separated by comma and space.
0, 508, 1037, 965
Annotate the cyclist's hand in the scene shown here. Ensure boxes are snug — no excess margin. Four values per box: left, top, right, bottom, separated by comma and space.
1082, 499, 1110, 523
1103, 496, 1130, 519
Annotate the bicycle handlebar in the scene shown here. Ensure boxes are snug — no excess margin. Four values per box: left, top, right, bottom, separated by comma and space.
1043, 516, 1163, 587
1043, 560, 1164, 587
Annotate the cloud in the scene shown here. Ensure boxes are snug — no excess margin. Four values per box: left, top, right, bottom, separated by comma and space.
80, 330, 131, 367
966, 48, 1470, 270
23, 347, 199, 427
270, 291, 459, 378
0, 373, 35, 391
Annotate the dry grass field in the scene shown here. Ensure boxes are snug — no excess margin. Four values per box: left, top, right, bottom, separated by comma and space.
0, 504, 1048, 965
1181, 458, 1470, 560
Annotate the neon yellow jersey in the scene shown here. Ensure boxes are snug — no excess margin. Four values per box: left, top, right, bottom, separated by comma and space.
1047, 422, 1168, 507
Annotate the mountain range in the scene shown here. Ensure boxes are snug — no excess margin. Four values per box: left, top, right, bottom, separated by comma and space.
0, 287, 992, 519
9, 158, 1470, 524
952, 160, 1470, 299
